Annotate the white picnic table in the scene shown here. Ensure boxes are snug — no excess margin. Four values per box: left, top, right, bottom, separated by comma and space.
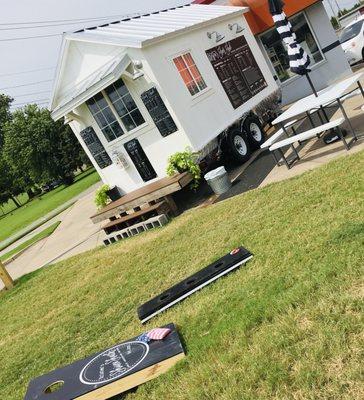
272, 72, 364, 128
262, 72, 363, 169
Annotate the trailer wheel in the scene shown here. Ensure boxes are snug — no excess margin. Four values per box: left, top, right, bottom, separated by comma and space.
225, 129, 252, 164
243, 115, 265, 149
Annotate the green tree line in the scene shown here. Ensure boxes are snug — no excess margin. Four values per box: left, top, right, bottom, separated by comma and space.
0, 94, 90, 209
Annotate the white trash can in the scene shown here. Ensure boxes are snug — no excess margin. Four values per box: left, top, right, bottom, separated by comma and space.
204, 166, 232, 195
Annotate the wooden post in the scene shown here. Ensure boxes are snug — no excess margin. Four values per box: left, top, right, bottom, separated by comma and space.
0, 261, 14, 290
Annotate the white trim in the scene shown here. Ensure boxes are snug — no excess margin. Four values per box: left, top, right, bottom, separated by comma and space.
140, 255, 253, 324
51, 55, 132, 121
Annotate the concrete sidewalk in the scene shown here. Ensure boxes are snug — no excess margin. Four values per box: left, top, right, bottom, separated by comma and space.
1, 188, 106, 290
0, 183, 101, 254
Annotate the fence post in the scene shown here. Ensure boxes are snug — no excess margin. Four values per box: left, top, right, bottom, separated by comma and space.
0, 260, 14, 290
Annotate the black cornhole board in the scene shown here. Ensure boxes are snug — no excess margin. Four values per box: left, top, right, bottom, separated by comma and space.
24, 324, 184, 400
138, 247, 253, 324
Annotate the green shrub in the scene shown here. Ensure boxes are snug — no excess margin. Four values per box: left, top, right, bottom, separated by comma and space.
166, 149, 201, 189
94, 184, 110, 209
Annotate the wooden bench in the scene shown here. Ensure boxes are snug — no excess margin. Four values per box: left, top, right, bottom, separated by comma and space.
102, 201, 171, 235
269, 118, 346, 169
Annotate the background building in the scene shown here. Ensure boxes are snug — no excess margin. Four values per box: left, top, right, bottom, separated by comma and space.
196, 0, 352, 104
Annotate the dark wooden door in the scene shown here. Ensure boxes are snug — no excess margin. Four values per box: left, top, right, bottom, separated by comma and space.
124, 139, 157, 182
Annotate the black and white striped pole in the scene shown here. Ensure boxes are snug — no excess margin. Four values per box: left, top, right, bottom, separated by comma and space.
268, 0, 318, 97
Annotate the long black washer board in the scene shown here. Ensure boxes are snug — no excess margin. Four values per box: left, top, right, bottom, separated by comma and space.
24, 323, 184, 400
138, 247, 253, 324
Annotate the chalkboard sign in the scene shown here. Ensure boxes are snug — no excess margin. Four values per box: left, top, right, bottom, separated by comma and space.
141, 88, 178, 137
124, 139, 157, 182
206, 36, 267, 109
24, 324, 185, 400
80, 127, 112, 169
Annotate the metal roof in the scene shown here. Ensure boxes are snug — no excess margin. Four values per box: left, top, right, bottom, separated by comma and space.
65, 4, 247, 48
51, 54, 131, 121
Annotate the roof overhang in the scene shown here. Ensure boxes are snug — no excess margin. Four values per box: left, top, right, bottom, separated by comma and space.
50, 53, 136, 121
62, 6, 249, 49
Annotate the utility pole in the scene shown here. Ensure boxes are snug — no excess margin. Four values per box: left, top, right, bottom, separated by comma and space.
0, 260, 14, 290
333, 0, 342, 14
327, 0, 337, 17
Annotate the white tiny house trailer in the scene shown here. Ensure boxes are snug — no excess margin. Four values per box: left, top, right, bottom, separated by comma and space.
50, 4, 278, 196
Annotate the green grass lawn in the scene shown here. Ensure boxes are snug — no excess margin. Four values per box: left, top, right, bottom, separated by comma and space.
0, 193, 28, 215
0, 221, 61, 262
0, 168, 100, 243
0, 152, 363, 400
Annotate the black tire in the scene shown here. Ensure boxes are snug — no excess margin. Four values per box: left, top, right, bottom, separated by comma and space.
243, 114, 265, 150
224, 129, 252, 164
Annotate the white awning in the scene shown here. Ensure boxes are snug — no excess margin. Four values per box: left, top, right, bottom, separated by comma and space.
51, 54, 133, 121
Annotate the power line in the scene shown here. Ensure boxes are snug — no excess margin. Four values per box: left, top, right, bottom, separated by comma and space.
11, 99, 49, 107
0, 33, 61, 42
0, 15, 138, 31
0, 66, 55, 78
0, 79, 52, 90
0, 12, 140, 26
11, 90, 51, 98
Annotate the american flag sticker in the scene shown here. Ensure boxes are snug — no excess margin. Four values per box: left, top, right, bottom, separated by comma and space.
147, 328, 171, 341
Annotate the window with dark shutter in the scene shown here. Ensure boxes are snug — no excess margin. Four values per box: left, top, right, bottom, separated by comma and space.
80, 127, 112, 169
141, 88, 178, 137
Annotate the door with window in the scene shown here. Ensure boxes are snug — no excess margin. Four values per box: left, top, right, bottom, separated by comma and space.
124, 139, 157, 182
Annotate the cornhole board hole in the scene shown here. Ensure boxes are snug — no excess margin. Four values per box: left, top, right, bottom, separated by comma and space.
24, 323, 184, 400
138, 246, 253, 324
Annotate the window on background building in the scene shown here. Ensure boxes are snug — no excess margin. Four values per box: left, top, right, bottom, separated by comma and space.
173, 53, 207, 95
260, 13, 324, 83
105, 79, 145, 132
86, 93, 124, 142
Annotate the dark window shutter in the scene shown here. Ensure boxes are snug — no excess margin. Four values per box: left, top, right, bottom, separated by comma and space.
80, 127, 112, 169
141, 88, 178, 137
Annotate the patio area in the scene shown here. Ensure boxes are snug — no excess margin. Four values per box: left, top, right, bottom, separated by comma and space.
260, 88, 364, 187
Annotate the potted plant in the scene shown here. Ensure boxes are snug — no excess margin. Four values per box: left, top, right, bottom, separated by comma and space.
166, 149, 201, 189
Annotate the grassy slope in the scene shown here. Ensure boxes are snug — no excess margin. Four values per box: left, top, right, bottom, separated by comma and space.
0, 152, 363, 400
0, 169, 100, 243
0, 221, 61, 262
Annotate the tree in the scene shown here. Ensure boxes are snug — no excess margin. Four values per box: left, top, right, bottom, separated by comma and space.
330, 16, 339, 30
0, 94, 12, 146
0, 157, 23, 208
3, 104, 87, 187
0, 94, 23, 208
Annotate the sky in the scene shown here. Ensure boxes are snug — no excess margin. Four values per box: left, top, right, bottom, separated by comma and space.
323, 0, 361, 16
0, 0, 188, 110
0, 0, 360, 109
